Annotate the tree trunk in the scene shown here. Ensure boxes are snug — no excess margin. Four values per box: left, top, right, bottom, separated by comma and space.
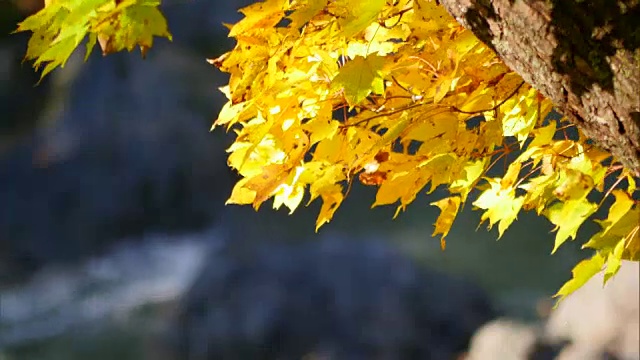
439, 0, 640, 177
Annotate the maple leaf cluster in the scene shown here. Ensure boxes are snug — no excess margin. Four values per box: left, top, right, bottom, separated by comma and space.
14, 0, 640, 300
14, 0, 171, 79
211, 0, 638, 301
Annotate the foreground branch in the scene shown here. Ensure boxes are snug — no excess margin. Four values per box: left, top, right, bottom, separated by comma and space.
440, 0, 640, 177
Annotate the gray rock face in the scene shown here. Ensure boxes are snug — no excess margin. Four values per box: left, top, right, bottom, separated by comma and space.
172, 234, 498, 360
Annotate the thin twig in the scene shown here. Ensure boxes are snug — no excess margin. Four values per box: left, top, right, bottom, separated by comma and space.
447, 81, 525, 114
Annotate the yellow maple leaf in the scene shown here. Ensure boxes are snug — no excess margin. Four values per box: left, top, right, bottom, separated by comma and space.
546, 198, 599, 254
288, 0, 329, 29
473, 178, 525, 238
243, 163, 293, 210
431, 196, 461, 246
500, 161, 522, 189
527, 121, 557, 149
316, 184, 344, 231
313, 129, 347, 163
227, 177, 257, 205
228, 0, 287, 38
418, 153, 458, 193
374, 168, 426, 210
272, 165, 306, 214
554, 252, 605, 304
404, 113, 459, 155
553, 168, 595, 202
519, 174, 557, 214
582, 193, 638, 254
308, 164, 346, 203
302, 116, 340, 145
603, 239, 625, 284
449, 159, 487, 202
501, 92, 538, 145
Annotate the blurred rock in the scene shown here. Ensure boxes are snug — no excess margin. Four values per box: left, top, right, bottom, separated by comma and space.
465, 261, 639, 360
545, 261, 639, 360
465, 318, 624, 360
466, 318, 571, 360
553, 344, 620, 360
466, 319, 541, 360
172, 233, 498, 360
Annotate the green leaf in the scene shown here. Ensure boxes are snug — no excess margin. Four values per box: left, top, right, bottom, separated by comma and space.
85, 33, 97, 61
331, 55, 385, 107
339, 0, 385, 38
15, 0, 171, 79
38, 36, 82, 78
116, 4, 172, 52
14, 3, 63, 34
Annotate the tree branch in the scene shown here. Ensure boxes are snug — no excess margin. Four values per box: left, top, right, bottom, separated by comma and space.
440, 0, 640, 177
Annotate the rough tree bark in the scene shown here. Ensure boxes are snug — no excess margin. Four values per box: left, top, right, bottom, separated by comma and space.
439, 0, 640, 177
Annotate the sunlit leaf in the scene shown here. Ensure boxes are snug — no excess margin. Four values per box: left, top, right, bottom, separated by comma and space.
554, 252, 605, 303
16, 0, 171, 79
338, 0, 385, 38
331, 54, 386, 107
473, 179, 525, 238
546, 198, 599, 254
431, 196, 461, 245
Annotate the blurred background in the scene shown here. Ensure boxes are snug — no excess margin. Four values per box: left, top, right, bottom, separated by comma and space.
0, 1, 638, 359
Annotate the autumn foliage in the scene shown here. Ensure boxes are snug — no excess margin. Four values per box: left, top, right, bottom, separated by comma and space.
14, 0, 170, 78
14, 0, 640, 301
